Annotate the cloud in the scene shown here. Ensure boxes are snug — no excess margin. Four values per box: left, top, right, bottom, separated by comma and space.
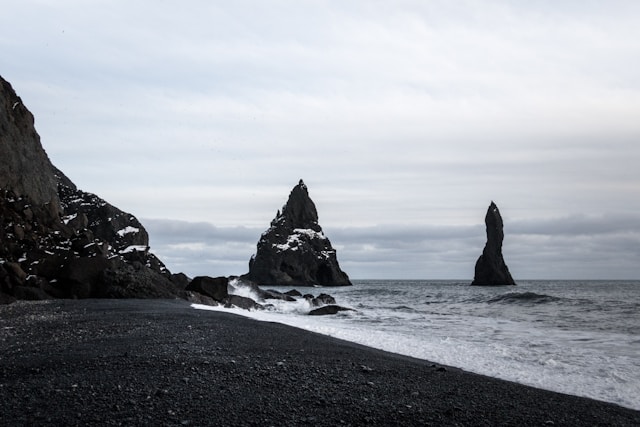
2, 1, 640, 279
510, 213, 640, 236
143, 213, 640, 280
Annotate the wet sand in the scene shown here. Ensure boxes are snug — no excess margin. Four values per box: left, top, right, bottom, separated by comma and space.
1, 299, 638, 426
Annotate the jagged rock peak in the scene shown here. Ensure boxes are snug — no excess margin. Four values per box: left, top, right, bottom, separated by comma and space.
245, 180, 351, 287
271, 179, 319, 231
471, 201, 516, 286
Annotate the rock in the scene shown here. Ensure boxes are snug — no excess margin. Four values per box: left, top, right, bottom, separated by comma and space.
59, 257, 112, 298
56, 169, 151, 253
471, 202, 516, 286
11, 285, 50, 301
4, 262, 27, 285
0, 291, 16, 305
99, 259, 180, 299
171, 273, 191, 289
263, 289, 297, 302
225, 295, 264, 311
0, 76, 60, 210
284, 289, 303, 297
308, 305, 354, 316
185, 291, 218, 306
311, 293, 337, 306
244, 180, 351, 287
185, 276, 229, 302
0, 74, 184, 302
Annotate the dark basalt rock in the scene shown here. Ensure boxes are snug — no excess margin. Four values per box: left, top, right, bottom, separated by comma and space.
185, 276, 229, 302
0, 77, 60, 211
284, 289, 303, 297
471, 201, 516, 286
0, 75, 183, 302
310, 293, 337, 306
225, 295, 264, 311
185, 291, 219, 306
244, 180, 351, 287
263, 289, 296, 302
308, 305, 355, 316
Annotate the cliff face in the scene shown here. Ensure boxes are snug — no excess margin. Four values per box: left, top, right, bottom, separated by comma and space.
0, 77, 59, 211
245, 180, 351, 287
471, 201, 516, 286
0, 76, 183, 303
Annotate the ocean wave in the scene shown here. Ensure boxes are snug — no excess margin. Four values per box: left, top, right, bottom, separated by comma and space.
488, 292, 562, 305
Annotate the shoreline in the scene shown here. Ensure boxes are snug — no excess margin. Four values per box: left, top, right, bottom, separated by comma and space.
1, 298, 639, 426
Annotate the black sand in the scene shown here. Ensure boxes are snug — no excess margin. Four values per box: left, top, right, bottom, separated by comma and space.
1, 299, 638, 426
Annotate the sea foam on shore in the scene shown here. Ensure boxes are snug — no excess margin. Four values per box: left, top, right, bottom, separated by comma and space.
194, 279, 640, 411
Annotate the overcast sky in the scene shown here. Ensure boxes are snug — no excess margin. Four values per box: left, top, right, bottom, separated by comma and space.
2, 1, 639, 280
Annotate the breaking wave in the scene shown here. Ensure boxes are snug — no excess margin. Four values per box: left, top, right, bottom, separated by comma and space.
488, 292, 562, 305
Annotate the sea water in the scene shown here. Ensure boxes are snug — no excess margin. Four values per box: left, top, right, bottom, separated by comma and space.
193, 280, 640, 411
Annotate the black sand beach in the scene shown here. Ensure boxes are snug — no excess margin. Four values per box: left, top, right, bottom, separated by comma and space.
1, 299, 638, 426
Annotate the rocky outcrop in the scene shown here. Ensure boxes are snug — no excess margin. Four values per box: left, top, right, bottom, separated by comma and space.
471, 201, 516, 286
244, 180, 351, 287
0, 75, 184, 302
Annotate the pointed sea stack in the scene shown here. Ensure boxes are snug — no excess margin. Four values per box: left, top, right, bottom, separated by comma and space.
245, 180, 351, 287
471, 201, 516, 286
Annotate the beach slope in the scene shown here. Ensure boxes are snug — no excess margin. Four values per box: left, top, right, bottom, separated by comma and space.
1, 299, 638, 426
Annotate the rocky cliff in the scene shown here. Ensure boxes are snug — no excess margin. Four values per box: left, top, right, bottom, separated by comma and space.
0, 77, 60, 211
0, 75, 183, 303
244, 180, 351, 287
471, 201, 516, 286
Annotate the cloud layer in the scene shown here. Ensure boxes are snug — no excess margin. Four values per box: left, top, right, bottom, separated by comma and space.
144, 212, 640, 280
2, 1, 639, 279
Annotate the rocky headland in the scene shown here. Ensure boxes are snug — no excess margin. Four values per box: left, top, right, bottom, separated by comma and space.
471, 201, 516, 286
244, 180, 351, 287
0, 75, 187, 303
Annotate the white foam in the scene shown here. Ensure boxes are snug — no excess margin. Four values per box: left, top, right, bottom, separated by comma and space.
192, 282, 640, 411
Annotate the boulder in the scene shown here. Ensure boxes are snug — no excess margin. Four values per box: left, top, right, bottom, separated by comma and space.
4, 262, 27, 285
59, 256, 112, 298
99, 259, 179, 299
244, 180, 351, 287
309, 305, 354, 316
263, 289, 297, 302
170, 273, 191, 289
471, 202, 516, 286
186, 276, 229, 302
11, 285, 50, 301
185, 291, 219, 306
312, 293, 336, 306
284, 289, 303, 297
225, 295, 264, 311
0, 291, 16, 305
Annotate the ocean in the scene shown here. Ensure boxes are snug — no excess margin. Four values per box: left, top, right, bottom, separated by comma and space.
194, 280, 640, 411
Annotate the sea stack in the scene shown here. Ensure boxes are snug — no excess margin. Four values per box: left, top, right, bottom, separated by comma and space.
245, 180, 351, 287
471, 201, 516, 286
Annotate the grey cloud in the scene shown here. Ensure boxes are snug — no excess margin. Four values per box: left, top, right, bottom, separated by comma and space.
510, 214, 640, 236
3, 2, 640, 280
143, 216, 640, 280
144, 218, 259, 244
